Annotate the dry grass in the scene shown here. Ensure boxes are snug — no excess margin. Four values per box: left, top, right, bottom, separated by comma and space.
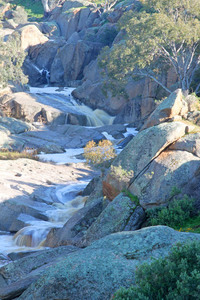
0, 148, 38, 160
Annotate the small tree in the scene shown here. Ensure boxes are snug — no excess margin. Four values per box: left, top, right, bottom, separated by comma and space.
100, 0, 200, 95
83, 140, 116, 165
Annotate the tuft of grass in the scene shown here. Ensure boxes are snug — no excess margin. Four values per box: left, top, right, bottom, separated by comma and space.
0, 148, 38, 160
122, 189, 140, 206
177, 215, 200, 234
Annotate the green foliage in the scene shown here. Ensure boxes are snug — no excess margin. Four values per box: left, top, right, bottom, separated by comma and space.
147, 195, 195, 228
178, 214, 200, 234
170, 186, 181, 197
110, 165, 134, 183
122, 189, 139, 206
113, 240, 200, 300
12, 5, 27, 24
99, 26, 118, 46
0, 33, 28, 87
83, 140, 116, 165
100, 0, 200, 94
11, 0, 43, 20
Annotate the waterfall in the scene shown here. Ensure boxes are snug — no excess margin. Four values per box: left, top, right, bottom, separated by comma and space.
29, 87, 115, 126
28, 61, 51, 85
12, 183, 88, 248
30, 62, 43, 74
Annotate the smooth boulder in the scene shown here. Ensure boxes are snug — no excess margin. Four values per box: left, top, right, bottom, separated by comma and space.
129, 150, 200, 208
142, 89, 186, 129
18, 226, 200, 300
82, 193, 145, 246
103, 122, 191, 200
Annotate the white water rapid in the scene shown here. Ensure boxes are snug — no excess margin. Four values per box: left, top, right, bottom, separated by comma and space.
0, 180, 89, 267
29, 86, 115, 127
0, 86, 137, 267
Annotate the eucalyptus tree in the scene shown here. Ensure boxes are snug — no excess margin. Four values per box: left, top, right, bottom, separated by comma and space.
100, 0, 200, 95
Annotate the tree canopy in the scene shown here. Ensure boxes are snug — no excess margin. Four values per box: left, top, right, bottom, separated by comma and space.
99, 0, 200, 95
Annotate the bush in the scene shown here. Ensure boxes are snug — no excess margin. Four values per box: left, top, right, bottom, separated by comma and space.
146, 195, 195, 228
83, 140, 116, 165
113, 240, 200, 300
0, 32, 28, 87
110, 165, 134, 183
12, 6, 27, 24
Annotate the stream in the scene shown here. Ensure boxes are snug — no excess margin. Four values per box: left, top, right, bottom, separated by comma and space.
0, 86, 137, 267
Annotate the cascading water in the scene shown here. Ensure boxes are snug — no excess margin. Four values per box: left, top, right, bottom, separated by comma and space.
0, 181, 89, 265
0, 85, 136, 267
28, 61, 51, 86
29, 86, 115, 127
13, 182, 89, 248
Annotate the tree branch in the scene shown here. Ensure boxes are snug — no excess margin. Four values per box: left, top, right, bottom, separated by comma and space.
133, 69, 171, 94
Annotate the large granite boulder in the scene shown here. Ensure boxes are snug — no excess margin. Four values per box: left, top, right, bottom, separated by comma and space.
81, 193, 145, 246
4, 92, 92, 126
0, 246, 79, 300
15, 226, 200, 300
142, 89, 187, 129
50, 40, 103, 84
169, 132, 200, 157
17, 24, 48, 51
45, 197, 109, 247
103, 121, 191, 200
129, 150, 200, 208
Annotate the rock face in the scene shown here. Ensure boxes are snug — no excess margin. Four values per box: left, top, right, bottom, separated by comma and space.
142, 89, 186, 129
103, 121, 191, 201
129, 150, 200, 208
12, 227, 200, 300
72, 60, 159, 120
82, 193, 145, 246
50, 40, 102, 84
0, 246, 79, 300
17, 25, 48, 50
45, 197, 109, 247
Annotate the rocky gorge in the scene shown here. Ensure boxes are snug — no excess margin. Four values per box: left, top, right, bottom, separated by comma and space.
0, 0, 199, 299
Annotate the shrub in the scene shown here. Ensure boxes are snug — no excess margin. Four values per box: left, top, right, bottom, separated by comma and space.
146, 195, 195, 228
83, 139, 116, 165
0, 148, 38, 160
0, 32, 28, 87
12, 6, 28, 24
110, 165, 134, 183
113, 240, 200, 300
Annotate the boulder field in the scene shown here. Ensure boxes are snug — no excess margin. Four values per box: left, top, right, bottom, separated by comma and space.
0, 89, 198, 299
0, 0, 177, 126
44, 90, 200, 249
0, 0, 200, 298
0, 227, 200, 299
